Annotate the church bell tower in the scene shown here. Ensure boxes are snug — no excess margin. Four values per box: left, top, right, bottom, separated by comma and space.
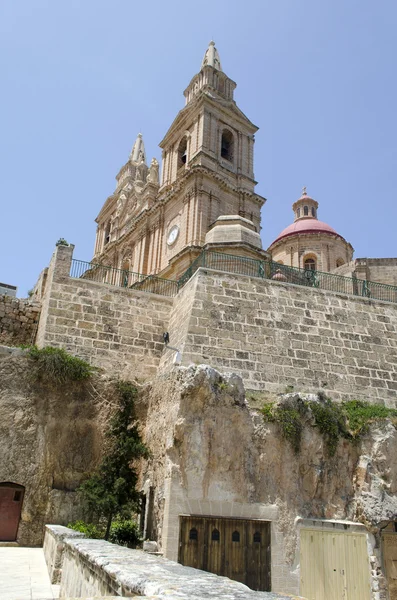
158, 41, 267, 278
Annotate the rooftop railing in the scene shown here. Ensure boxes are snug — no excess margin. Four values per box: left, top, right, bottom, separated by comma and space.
70, 252, 397, 305
70, 259, 178, 297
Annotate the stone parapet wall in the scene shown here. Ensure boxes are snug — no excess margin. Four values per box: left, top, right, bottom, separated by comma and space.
43, 525, 86, 584
162, 268, 397, 405
44, 526, 296, 599
0, 294, 40, 346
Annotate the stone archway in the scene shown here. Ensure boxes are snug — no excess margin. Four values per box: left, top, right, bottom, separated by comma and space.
0, 482, 25, 541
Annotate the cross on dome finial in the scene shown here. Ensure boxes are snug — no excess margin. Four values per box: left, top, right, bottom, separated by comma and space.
201, 40, 222, 71
302, 186, 307, 196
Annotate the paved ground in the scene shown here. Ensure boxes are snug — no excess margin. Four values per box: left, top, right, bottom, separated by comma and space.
0, 548, 59, 600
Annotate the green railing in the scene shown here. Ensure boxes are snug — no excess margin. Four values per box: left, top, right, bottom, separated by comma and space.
70, 259, 178, 297
177, 250, 397, 305
71, 253, 397, 305
177, 250, 266, 290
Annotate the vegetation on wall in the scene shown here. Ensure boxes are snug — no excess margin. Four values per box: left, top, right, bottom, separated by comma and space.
262, 395, 397, 456
68, 518, 141, 547
77, 381, 149, 541
28, 346, 95, 383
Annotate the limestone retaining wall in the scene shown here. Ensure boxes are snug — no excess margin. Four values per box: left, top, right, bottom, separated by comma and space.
159, 268, 397, 405
0, 294, 40, 346
36, 245, 172, 381
43, 526, 295, 599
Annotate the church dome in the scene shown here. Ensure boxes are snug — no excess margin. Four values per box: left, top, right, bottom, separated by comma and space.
268, 188, 354, 273
271, 218, 344, 245
270, 188, 346, 246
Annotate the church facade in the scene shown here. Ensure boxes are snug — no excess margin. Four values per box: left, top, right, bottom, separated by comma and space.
93, 42, 267, 283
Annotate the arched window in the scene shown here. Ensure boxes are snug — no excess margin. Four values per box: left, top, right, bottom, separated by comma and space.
304, 206, 309, 216
232, 530, 240, 542
104, 222, 111, 245
178, 137, 187, 169
277, 260, 284, 265
253, 532, 261, 543
297, 208, 301, 218
304, 257, 316, 271
189, 528, 198, 541
336, 258, 345, 268
211, 529, 220, 541
311, 207, 316, 217
221, 130, 234, 162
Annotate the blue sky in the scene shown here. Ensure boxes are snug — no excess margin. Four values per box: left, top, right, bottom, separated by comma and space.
1, 0, 396, 295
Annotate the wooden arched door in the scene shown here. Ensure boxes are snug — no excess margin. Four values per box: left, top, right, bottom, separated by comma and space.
0, 483, 25, 541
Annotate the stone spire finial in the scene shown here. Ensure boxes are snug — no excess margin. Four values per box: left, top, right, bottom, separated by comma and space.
302, 186, 307, 196
130, 133, 147, 165
201, 40, 222, 71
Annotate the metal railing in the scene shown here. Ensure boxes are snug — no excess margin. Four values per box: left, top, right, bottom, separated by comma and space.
177, 250, 397, 305
70, 253, 397, 305
70, 259, 178, 297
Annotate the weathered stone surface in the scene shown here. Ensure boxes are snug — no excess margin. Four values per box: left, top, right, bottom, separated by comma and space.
140, 365, 397, 597
55, 529, 302, 599
159, 268, 397, 405
36, 245, 172, 381
0, 351, 116, 546
0, 294, 40, 346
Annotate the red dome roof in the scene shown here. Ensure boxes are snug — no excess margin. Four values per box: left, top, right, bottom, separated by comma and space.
270, 218, 345, 246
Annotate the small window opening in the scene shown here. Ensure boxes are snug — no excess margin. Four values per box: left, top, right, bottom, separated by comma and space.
13, 491, 22, 502
232, 530, 240, 542
253, 532, 261, 543
297, 208, 301, 218
336, 258, 345, 268
178, 138, 187, 169
311, 207, 316, 217
304, 258, 316, 271
212, 529, 220, 541
221, 130, 234, 162
189, 528, 198, 541
104, 222, 111, 245
304, 206, 309, 216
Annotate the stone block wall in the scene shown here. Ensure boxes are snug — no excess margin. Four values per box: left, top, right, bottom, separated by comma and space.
0, 294, 40, 346
160, 268, 397, 405
36, 245, 173, 381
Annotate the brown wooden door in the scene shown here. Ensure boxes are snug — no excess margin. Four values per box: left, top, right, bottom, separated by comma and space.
179, 516, 271, 592
0, 483, 24, 541
178, 516, 206, 571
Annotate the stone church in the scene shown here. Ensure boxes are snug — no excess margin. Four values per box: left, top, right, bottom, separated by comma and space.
3, 41, 397, 600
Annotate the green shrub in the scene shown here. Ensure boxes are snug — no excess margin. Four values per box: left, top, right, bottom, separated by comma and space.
108, 519, 141, 547
262, 394, 397, 456
262, 402, 303, 453
28, 346, 95, 383
67, 520, 103, 538
342, 400, 397, 437
310, 398, 351, 456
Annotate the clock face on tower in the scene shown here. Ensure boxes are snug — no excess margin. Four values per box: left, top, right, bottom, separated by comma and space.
167, 225, 179, 246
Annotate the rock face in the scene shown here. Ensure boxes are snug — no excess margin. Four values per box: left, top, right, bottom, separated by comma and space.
139, 365, 397, 596
0, 349, 112, 546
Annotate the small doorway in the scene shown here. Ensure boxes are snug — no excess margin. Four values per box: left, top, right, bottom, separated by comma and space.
0, 483, 25, 541
178, 515, 271, 591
